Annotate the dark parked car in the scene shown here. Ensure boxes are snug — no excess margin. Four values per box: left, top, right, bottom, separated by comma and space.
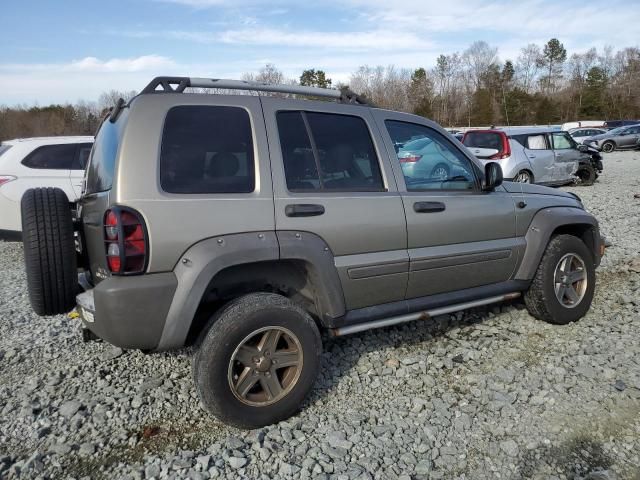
583, 124, 640, 152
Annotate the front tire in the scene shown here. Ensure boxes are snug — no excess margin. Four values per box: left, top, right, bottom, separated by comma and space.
601, 141, 615, 153
193, 293, 322, 429
524, 235, 595, 325
21, 188, 77, 316
575, 164, 596, 186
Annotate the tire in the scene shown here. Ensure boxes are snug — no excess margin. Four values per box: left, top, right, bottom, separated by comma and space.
575, 163, 596, 186
21, 188, 77, 316
524, 234, 596, 325
601, 141, 615, 153
514, 170, 533, 183
430, 163, 450, 180
193, 293, 322, 429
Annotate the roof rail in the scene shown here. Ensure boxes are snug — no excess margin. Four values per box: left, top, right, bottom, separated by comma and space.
140, 76, 369, 105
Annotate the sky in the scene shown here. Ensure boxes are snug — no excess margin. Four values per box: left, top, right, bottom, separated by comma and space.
1, 0, 639, 105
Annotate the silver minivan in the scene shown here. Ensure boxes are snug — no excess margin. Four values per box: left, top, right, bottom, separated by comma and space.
463, 128, 585, 185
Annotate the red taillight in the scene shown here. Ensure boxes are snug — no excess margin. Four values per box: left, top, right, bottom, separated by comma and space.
0, 175, 17, 187
399, 155, 422, 163
489, 134, 511, 160
104, 208, 147, 275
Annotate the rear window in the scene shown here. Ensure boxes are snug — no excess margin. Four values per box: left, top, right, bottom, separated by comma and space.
22, 144, 77, 169
160, 106, 255, 194
86, 116, 127, 194
463, 132, 504, 150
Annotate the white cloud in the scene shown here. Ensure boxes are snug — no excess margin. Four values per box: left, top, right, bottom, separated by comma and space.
0, 55, 177, 104
218, 27, 428, 51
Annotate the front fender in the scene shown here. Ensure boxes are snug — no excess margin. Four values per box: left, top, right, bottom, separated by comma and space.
514, 207, 600, 280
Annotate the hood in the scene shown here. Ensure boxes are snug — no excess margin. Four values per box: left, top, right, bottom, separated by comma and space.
502, 181, 576, 199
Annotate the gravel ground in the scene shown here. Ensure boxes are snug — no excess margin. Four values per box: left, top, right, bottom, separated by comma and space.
1, 151, 640, 480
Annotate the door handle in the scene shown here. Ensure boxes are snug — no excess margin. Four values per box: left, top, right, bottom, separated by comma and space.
285, 204, 325, 217
528, 155, 536, 159
413, 201, 445, 213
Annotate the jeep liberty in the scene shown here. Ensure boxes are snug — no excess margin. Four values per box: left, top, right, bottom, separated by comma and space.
21, 77, 605, 428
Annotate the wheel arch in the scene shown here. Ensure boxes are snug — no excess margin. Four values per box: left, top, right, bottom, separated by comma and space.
515, 207, 600, 281
156, 231, 346, 351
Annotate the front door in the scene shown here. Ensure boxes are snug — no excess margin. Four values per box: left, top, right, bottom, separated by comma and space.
373, 111, 521, 299
523, 134, 556, 183
550, 131, 580, 182
261, 98, 408, 310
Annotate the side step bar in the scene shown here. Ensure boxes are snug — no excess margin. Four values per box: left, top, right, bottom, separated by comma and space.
329, 292, 521, 337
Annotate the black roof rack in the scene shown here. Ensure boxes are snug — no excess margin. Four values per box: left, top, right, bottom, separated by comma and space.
140, 76, 370, 105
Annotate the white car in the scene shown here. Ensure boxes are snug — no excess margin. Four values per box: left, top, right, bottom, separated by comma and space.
0, 136, 93, 237
568, 127, 608, 145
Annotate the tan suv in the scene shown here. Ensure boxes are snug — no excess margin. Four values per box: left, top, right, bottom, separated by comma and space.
21, 77, 605, 428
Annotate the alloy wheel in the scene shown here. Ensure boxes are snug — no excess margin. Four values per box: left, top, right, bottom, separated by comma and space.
514, 171, 531, 183
228, 326, 303, 406
553, 253, 588, 308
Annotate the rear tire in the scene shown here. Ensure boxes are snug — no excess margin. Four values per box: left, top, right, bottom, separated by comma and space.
575, 163, 596, 186
21, 188, 77, 316
193, 293, 322, 429
430, 163, 450, 180
524, 235, 595, 325
514, 170, 533, 183
601, 141, 615, 153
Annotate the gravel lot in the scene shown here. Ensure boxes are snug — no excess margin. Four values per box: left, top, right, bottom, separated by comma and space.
1, 151, 640, 480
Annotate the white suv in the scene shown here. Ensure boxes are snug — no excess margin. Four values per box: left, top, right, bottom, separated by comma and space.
0, 136, 93, 237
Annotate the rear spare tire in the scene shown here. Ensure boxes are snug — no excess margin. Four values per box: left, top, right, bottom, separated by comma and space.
21, 188, 77, 316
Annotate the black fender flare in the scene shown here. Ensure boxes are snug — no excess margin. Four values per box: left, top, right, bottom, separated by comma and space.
156, 231, 346, 350
514, 207, 600, 280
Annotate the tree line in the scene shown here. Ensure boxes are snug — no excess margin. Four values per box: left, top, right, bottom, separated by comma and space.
1, 38, 639, 141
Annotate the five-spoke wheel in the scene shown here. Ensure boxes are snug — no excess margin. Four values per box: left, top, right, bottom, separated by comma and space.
228, 327, 303, 406
194, 293, 321, 429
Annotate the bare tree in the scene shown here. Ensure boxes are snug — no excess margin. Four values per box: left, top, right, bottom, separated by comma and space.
463, 41, 499, 89
516, 44, 543, 93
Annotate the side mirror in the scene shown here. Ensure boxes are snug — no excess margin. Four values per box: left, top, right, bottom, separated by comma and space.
619, 132, 628, 136
577, 144, 588, 152
483, 162, 503, 191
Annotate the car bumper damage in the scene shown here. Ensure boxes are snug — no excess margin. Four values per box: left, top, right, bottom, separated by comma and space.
76, 272, 178, 350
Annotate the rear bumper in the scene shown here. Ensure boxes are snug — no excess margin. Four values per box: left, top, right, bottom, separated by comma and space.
77, 272, 178, 350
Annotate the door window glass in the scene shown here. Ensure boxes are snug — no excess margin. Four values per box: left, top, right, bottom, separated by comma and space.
277, 111, 384, 191
22, 144, 77, 169
160, 106, 255, 194
526, 135, 548, 150
385, 120, 476, 191
551, 132, 574, 150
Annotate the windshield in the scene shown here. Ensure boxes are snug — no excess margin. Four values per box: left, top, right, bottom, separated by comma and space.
607, 127, 627, 135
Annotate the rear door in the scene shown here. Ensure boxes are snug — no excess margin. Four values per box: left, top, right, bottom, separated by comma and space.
262, 98, 408, 310
19, 143, 77, 199
70, 143, 93, 198
373, 111, 520, 299
619, 126, 640, 147
550, 132, 580, 182
523, 134, 555, 183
